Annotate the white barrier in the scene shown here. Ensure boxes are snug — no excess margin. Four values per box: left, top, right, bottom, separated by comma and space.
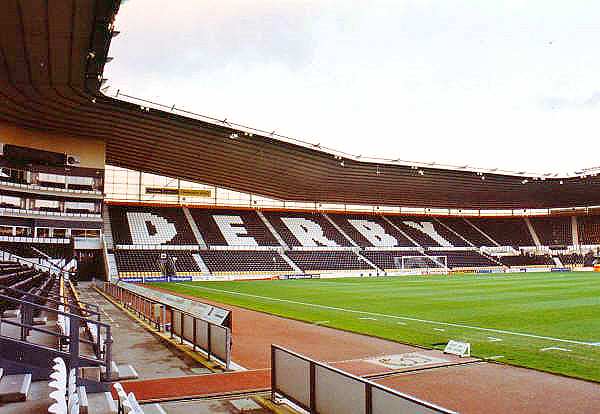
271, 345, 456, 414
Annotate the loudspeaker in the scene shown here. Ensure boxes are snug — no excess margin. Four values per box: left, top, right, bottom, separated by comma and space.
66, 155, 81, 166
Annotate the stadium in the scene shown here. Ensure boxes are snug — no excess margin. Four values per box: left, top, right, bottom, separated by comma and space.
0, 1, 599, 413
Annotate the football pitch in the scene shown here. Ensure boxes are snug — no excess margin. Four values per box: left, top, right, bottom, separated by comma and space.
153, 272, 600, 382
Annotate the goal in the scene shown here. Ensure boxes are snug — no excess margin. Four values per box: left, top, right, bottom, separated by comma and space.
396, 255, 449, 273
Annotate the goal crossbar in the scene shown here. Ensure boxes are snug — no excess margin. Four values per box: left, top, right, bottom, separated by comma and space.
397, 255, 449, 271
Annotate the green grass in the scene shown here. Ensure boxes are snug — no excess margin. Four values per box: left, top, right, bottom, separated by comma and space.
152, 272, 600, 382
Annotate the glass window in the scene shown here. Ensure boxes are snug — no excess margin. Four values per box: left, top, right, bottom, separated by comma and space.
15, 226, 30, 237
53, 228, 67, 238
0, 226, 13, 236
72, 229, 87, 238
86, 230, 100, 238
36, 228, 50, 238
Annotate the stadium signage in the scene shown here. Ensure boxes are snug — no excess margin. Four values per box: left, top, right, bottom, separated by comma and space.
444, 340, 471, 357
279, 274, 320, 280
119, 277, 144, 283
145, 187, 211, 197
170, 275, 193, 282
119, 282, 232, 327
144, 276, 169, 283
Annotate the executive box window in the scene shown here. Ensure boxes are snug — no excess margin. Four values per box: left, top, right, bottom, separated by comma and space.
71, 229, 87, 238
53, 228, 67, 238
0, 226, 12, 236
36, 228, 51, 238
14, 226, 31, 237
86, 229, 100, 238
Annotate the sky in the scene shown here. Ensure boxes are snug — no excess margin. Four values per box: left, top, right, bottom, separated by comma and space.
105, 0, 600, 175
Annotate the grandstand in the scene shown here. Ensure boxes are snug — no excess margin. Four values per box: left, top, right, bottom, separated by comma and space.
0, 1, 599, 413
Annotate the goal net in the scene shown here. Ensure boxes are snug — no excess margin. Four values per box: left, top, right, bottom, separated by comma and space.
396, 255, 449, 273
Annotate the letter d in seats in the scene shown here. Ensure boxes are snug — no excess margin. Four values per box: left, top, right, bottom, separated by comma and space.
127, 212, 178, 244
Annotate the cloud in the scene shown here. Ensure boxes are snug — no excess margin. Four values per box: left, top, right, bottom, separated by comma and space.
106, 0, 600, 174
540, 92, 600, 110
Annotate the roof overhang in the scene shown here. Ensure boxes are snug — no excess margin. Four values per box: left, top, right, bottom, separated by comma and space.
1, 0, 599, 210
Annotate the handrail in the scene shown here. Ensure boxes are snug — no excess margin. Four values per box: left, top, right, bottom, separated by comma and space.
30, 246, 68, 274
103, 282, 231, 368
0, 285, 100, 316
0, 289, 112, 376
0, 251, 71, 278
0, 318, 69, 340
0, 293, 110, 328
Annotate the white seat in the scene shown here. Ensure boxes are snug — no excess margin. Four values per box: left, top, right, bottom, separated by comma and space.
69, 399, 80, 414
68, 368, 77, 396
113, 383, 131, 413
48, 399, 68, 414
125, 392, 144, 414
67, 368, 78, 412
67, 392, 79, 414
49, 358, 69, 413
53, 357, 67, 373
49, 371, 67, 390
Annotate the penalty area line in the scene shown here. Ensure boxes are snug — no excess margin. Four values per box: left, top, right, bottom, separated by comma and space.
179, 283, 600, 348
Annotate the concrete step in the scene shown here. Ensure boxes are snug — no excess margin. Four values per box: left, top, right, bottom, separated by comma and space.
0, 373, 32, 403
101, 362, 138, 381
79, 366, 101, 383
78, 385, 89, 414
32, 316, 48, 326
87, 391, 118, 414
115, 364, 139, 381
141, 403, 167, 414
0, 380, 52, 414
3, 309, 20, 318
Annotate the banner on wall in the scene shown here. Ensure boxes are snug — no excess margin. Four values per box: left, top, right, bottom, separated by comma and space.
145, 187, 211, 197
279, 274, 320, 280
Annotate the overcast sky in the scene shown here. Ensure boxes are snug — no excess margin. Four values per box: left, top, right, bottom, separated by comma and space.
105, 0, 600, 174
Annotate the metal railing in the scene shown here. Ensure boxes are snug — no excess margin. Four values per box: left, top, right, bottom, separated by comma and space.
0, 250, 73, 277
0, 285, 100, 318
102, 282, 232, 369
0, 292, 113, 377
271, 345, 456, 414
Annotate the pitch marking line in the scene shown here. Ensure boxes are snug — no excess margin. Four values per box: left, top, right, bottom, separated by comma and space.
180, 284, 600, 348
540, 347, 572, 352
488, 337, 502, 342
313, 320, 330, 325
433, 328, 446, 332
359, 317, 378, 321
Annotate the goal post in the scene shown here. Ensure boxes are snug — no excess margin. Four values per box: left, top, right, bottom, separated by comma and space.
396, 255, 449, 274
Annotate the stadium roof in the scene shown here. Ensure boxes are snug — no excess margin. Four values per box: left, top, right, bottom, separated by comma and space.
1, 0, 599, 210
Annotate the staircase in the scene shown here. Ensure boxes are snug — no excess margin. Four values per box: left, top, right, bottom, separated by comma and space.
183, 207, 208, 249
192, 253, 211, 274
0, 369, 31, 403
105, 250, 118, 280
524, 218, 541, 247
257, 211, 289, 249
571, 216, 579, 246
382, 216, 421, 247
102, 203, 114, 250
464, 218, 500, 246
323, 214, 358, 247
356, 251, 383, 274
279, 250, 302, 273
434, 217, 475, 246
